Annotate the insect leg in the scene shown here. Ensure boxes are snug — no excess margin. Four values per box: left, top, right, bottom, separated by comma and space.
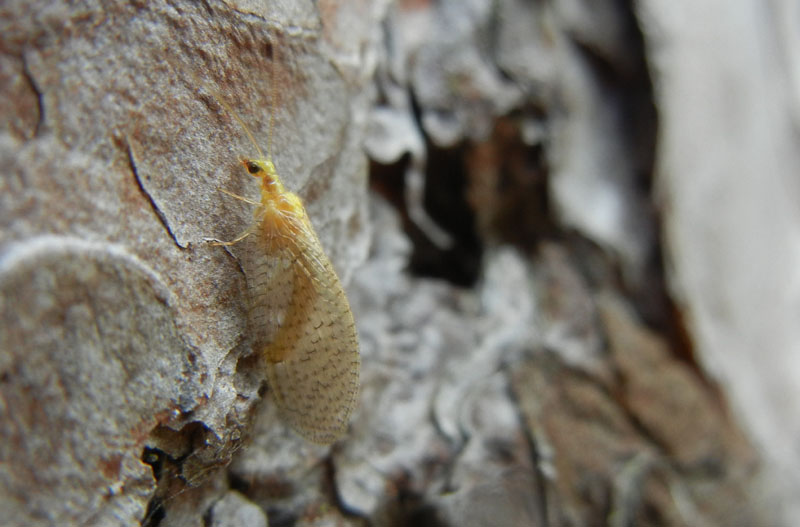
210, 230, 253, 246
217, 187, 261, 206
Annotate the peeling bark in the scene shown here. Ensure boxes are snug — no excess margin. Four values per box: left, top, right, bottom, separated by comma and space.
1, 1, 795, 526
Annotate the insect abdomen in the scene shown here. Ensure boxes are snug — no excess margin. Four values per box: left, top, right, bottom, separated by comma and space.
243, 222, 360, 444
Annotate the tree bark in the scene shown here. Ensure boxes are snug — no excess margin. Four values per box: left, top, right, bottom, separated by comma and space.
0, 1, 794, 526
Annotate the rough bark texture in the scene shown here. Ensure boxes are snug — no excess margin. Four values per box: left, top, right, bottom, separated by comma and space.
0, 0, 796, 526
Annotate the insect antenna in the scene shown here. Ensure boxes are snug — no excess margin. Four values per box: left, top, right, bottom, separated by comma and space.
210, 34, 278, 165
265, 34, 277, 164
211, 93, 266, 162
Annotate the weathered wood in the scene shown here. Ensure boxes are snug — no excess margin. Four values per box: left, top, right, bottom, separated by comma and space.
1, 1, 794, 525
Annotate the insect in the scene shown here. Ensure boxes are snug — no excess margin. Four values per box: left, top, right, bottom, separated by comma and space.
211, 83, 360, 445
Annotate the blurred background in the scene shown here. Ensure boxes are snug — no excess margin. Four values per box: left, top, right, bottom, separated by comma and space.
1, 0, 799, 525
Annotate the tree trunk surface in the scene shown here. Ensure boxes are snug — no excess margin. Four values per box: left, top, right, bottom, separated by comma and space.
1, 1, 796, 526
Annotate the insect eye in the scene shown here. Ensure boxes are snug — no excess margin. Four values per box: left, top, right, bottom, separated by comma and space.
246, 161, 261, 174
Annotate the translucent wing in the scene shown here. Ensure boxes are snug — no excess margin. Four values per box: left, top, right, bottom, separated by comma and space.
241, 222, 360, 444
239, 235, 293, 352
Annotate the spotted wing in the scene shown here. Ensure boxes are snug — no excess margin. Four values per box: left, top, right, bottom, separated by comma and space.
242, 225, 360, 444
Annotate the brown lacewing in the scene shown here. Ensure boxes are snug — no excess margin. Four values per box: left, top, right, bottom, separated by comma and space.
211, 78, 360, 444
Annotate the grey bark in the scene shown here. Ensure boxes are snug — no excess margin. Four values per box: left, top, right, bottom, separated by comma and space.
0, 0, 795, 526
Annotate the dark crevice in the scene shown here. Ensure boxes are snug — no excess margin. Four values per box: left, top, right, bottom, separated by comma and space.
613, 0, 699, 370
142, 447, 168, 483
126, 141, 184, 249
326, 455, 368, 522
20, 53, 45, 138
414, 142, 483, 286
264, 507, 297, 527
563, 1, 694, 371
141, 498, 166, 527
394, 490, 449, 527
370, 154, 409, 214
139, 421, 239, 527
140, 446, 172, 527
371, 78, 484, 287
371, 146, 483, 288
370, 94, 556, 288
